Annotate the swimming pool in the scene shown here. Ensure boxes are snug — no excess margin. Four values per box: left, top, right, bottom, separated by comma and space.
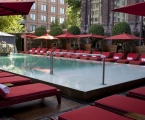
1, 53, 145, 92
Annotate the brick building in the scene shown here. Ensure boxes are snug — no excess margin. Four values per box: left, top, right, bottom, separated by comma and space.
81, 0, 144, 37
24, 0, 67, 32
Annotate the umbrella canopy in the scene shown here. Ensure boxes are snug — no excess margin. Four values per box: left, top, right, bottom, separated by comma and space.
34, 34, 58, 40
21, 34, 38, 39
55, 33, 79, 39
76, 34, 106, 39
0, 0, 35, 16
105, 33, 143, 40
112, 2, 145, 16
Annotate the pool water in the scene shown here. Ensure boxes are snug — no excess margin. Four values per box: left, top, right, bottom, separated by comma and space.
0, 53, 145, 92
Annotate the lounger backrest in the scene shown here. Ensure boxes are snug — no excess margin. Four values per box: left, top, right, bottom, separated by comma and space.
113, 53, 123, 59
76, 50, 83, 53
35, 48, 41, 52
83, 51, 90, 54
68, 50, 74, 53
139, 54, 145, 61
54, 49, 60, 52
126, 53, 138, 60
102, 52, 111, 58
31, 48, 36, 52
93, 51, 100, 54
61, 50, 68, 52
48, 49, 53, 52
41, 48, 47, 52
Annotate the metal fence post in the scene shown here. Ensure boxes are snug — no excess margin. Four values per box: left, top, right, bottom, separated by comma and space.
102, 57, 105, 85
50, 52, 53, 75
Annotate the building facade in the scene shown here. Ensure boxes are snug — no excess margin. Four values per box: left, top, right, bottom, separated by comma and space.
24, 0, 67, 32
81, 0, 144, 37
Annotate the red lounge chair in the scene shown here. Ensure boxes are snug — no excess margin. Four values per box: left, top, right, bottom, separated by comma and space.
37, 48, 47, 55
24, 48, 36, 54
71, 50, 84, 59
58, 105, 131, 120
116, 53, 138, 64
31, 48, 42, 54
80, 51, 91, 60
126, 87, 145, 100
105, 53, 123, 62
0, 83, 61, 108
95, 95, 145, 116
0, 76, 31, 86
54, 50, 68, 57
129, 54, 145, 65
0, 72, 15, 78
88, 51, 100, 60
43, 48, 54, 55
89, 52, 110, 61
52, 49, 61, 56
63, 50, 74, 58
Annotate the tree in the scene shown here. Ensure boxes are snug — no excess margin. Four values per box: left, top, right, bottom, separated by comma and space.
60, 20, 69, 29
49, 26, 63, 36
67, 26, 80, 35
0, 16, 24, 33
34, 27, 47, 36
65, 0, 81, 27
88, 24, 104, 35
112, 22, 131, 35
50, 18, 60, 29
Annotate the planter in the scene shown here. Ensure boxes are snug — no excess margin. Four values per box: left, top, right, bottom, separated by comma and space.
84, 44, 92, 51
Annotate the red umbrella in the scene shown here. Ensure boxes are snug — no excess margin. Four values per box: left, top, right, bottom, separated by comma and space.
76, 34, 106, 38
21, 34, 38, 39
112, 2, 145, 16
55, 33, 79, 38
34, 34, 58, 40
105, 33, 143, 40
0, 0, 35, 16
105, 33, 144, 57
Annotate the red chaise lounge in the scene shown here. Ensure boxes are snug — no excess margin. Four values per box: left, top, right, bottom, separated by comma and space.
95, 95, 145, 117
54, 50, 68, 57
30, 48, 42, 54
70, 50, 84, 59
37, 48, 47, 55
63, 50, 74, 58
116, 53, 138, 64
79, 51, 91, 60
89, 52, 111, 61
126, 87, 145, 100
129, 54, 145, 65
0, 76, 31, 86
58, 105, 131, 120
0, 83, 61, 108
105, 53, 123, 62
0, 72, 15, 78
24, 48, 36, 54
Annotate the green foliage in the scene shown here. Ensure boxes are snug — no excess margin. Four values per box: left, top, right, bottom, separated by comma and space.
112, 22, 131, 35
49, 26, 63, 36
88, 24, 104, 35
50, 18, 60, 29
0, 16, 24, 33
65, 1, 81, 27
60, 20, 69, 29
14, 33, 22, 51
67, 26, 80, 35
34, 27, 47, 36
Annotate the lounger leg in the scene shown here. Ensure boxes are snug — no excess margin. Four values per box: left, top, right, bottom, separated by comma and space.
56, 89, 61, 104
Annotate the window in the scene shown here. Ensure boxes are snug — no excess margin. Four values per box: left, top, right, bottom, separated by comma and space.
30, 25, 36, 32
60, 0, 64, 4
30, 14, 36, 20
31, 3, 36, 9
51, 17, 55, 22
60, 18, 64, 23
41, 5, 46, 11
41, 15, 46, 22
51, 0, 56, 2
60, 8, 64, 14
51, 6, 56, 13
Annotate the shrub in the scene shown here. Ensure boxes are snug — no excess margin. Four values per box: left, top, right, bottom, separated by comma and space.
34, 27, 47, 36
112, 22, 131, 35
88, 24, 104, 35
67, 25, 80, 35
49, 26, 63, 36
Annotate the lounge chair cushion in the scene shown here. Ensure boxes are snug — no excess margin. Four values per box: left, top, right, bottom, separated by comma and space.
4, 83, 57, 100
0, 76, 31, 85
141, 58, 145, 61
58, 106, 131, 120
127, 57, 133, 60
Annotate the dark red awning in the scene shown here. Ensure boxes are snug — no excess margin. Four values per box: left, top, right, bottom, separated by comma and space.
55, 33, 79, 39
112, 2, 145, 16
76, 34, 105, 39
0, 0, 35, 16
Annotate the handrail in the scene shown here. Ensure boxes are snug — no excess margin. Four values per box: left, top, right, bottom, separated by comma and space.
49, 52, 106, 85
29, 51, 106, 85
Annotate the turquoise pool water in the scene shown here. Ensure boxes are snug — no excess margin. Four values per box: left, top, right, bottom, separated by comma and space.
1, 53, 145, 92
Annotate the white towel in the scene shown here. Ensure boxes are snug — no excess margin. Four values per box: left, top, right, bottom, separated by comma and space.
0, 84, 10, 94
